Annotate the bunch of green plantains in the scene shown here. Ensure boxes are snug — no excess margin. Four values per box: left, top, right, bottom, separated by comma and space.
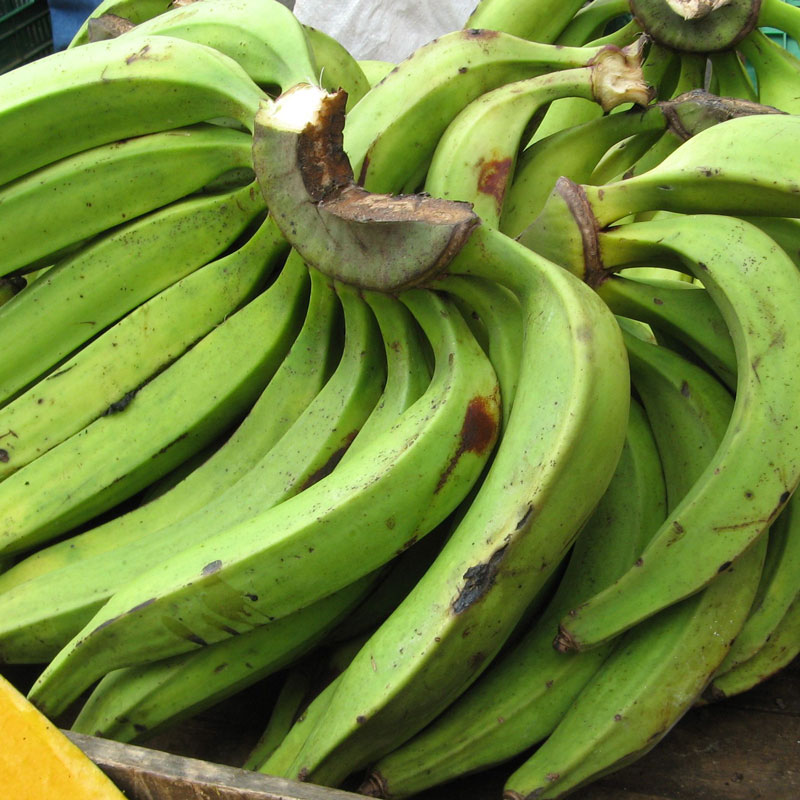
1, 0, 799, 797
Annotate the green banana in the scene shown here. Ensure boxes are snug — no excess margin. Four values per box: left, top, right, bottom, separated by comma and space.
0, 34, 267, 188
0, 259, 389, 661
118, 0, 318, 91
744, 215, 800, 270
243, 662, 316, 770
712, 492, 800, 676
324, 520, 449, 648
0, 181, 266, 405
337, 291, 431, 465
340, 29, 646, 194
357, 59, 395, 88
423, 56, 650, 227
555, 0, 634, 46
597, 273, 737, 390
0, 265, 339, 594
706, 589, 800, 700
436, 274, 523, 427
708, 47, 758, 102
552, 215, 800, 651
738, 27, 800, 113
69, 0, 172, 46
504, 538, 766, 799
0, 216, 287, 480
27, 288, 500, 717
519, 111, 796, 263
303, 25, 370, 111
501, 104, 667, 235
70, 572, 379, 742
360, 398, 666, 799
503, 89, 772, 237
465, 0, 592, 43
0, 250, 309, 560
0, 124, 254, 278
502, 325, 766, 800
257, 232, 629, 788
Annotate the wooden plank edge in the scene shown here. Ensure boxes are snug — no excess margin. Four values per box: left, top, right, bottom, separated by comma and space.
64, 730, 366, 800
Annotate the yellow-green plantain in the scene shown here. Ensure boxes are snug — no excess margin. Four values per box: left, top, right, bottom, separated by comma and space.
0, 181, 266, 405
519, 111, 796, 264
597, 272, 737, 390
712, 492, 800, 678
465, 0, 593, 43
70, 572, 379, 743
0, 215, 288, 480
360, 398, 666, 799
503, 325, 765, 800
705, 589, 800, 701
0, 34, 268, 188
0, 124, 254, 278
302, 25, 370, 111
117, 0, 318, 91
738, 27, 800, 113
0, 251, 309, 560
552, 215, 800, 652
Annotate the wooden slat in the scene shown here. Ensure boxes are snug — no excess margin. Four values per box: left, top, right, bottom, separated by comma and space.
65, 731, 365, 800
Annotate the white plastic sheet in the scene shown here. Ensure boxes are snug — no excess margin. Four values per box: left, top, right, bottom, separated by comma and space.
293, 0, 478, 63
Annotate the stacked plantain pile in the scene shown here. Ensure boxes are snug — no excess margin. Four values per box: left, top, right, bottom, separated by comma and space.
1, 0, 800, 797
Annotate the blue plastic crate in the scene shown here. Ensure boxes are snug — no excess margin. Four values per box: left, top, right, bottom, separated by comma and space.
762, 0, 800, 57
0, 0, 53, 74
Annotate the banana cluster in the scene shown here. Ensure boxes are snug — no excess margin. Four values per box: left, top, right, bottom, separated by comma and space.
0, 0, 799, 798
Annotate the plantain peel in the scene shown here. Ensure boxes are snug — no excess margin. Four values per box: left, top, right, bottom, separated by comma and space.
252, 83, 479, 292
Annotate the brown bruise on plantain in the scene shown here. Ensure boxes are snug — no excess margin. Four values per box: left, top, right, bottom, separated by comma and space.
436, 393, 499, 494
477, 157, 513, 218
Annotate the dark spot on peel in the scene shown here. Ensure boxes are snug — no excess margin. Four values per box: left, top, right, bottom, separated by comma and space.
436, 394, 499, 493
245, 593, 258, 602
680, 381, 690, 397
214, 663, 227, 673
476, 157, 513, 215
516, 504, 534, 530
356, 715, 368, 724
300, 431, 358, 489
468, 651, 486, 670
186, 633, 208, 647
0, 450, 8, 463
452, 545, 507, 613
780, 490, 791, 504
717, 560, 733, 573
465, 28, 500, 38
